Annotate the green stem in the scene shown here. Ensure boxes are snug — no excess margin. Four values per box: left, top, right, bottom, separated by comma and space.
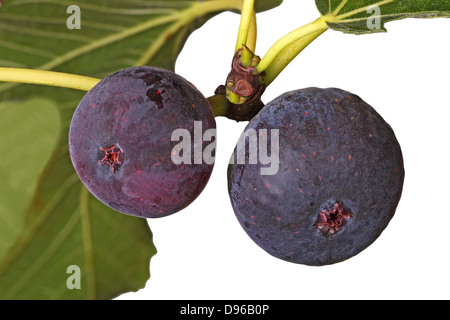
264, 28, 327, 85
226, 89, 245, 105
235, 0, 255, 52
255, 17, 329, 74
0, 67, 101, 91
237, 9, 258, 67
207, 94, 228, 117
235, 0, 256, 67
247, 9, 258, 53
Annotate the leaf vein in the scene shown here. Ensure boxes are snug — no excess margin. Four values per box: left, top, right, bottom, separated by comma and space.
0, 39, 56, 59
0, 23, 94, 43
335, 0, 396, 20
9, 0, 178, 15
333, 0, 349, 15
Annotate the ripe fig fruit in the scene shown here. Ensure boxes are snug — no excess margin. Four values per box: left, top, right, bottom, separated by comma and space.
69, 66, 216, 218
228, 87, 404, 266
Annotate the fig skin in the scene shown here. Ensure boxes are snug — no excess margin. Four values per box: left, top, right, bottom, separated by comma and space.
69, 66, 216, 218
228, 87, 405, 266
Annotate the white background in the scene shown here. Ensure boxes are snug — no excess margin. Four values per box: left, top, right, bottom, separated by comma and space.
118, 0, 450, 300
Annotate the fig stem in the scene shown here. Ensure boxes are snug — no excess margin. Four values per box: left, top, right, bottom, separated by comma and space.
235, 0, 257, 67
264, 28, 327, 85
247, 9, 258, 54
235, 0, 255, 52
0, 67, 100, 91
254, 17, 329, 74
207, 94, 228, 117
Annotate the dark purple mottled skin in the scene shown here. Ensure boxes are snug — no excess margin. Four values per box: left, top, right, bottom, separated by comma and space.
69, 66, 216, 218
228, 88, 404, 266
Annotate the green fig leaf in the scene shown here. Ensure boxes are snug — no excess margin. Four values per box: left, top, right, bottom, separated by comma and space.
316, 0, 450, 34
0, 98, 60, 263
